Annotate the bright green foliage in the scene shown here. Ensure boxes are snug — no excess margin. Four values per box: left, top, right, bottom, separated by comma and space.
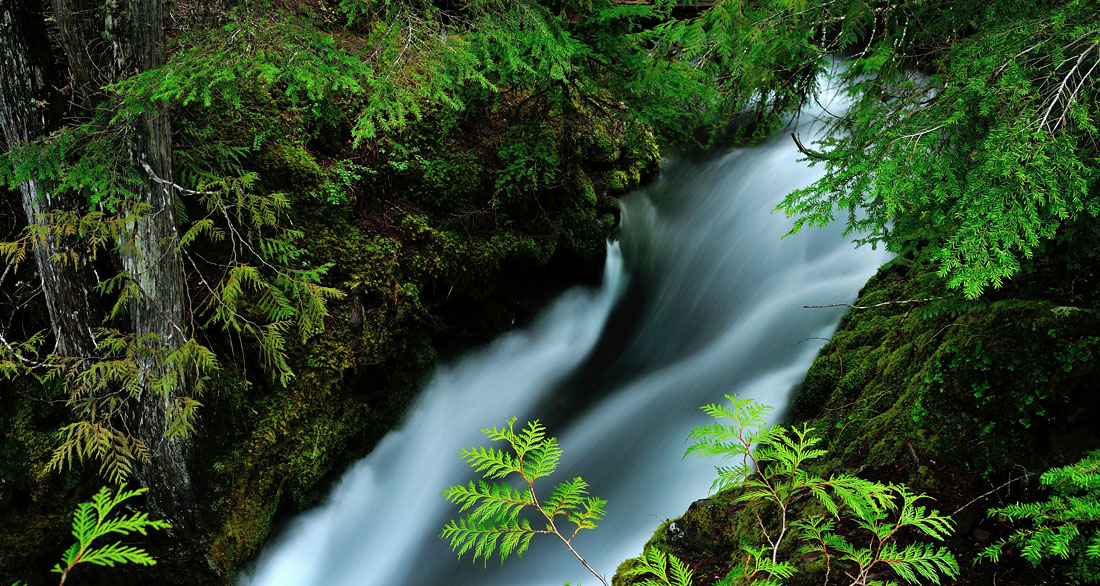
715, 545, 797, 586
792, 486, 958, 586
441, 418, 606, 569
112, 19, 365, 133
979, 449, 1100, 584
618, 548, 695, 586
316, 160, 371, 206
689, 395, 959, 586
0, 109, 146, 213
774, 1, 1100, 297
52, 485, 170, 584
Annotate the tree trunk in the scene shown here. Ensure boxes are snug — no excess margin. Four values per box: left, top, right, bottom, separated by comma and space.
50, 0, 196, 530
0, 1, 98, 359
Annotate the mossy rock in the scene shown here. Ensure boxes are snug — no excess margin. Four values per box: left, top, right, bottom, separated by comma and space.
257, 142, 323, 192
613, 491, 757, 586
789, 257, 1100, 479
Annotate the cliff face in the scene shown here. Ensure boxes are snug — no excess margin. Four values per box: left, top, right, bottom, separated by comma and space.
615, 253, 1100, 586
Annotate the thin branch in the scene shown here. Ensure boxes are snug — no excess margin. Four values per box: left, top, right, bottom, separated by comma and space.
140, 160, 217, 197
952, 474, 1028, 516
803, 296, 946, 310
1055, 44, 1100, 129
0, 327, 61, 369
1039, 43, 1095, 131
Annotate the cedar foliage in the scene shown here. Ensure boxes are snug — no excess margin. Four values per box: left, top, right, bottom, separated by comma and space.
441, 418, 608, 582
619, 549, 695, 586
685, 394, 959, 586
444, 398, 961, 586
44, 485, 168, 586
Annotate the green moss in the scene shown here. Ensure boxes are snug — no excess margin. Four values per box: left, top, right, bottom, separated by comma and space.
613, 491, 759, 586
788, 257, 1100, 480
257, 142, 323, 192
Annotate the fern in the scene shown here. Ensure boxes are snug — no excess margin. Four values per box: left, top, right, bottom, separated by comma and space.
46, 421, 150, 486
52, 485, 170, 585
621, 548, 694, 586
688, 394, 959, 586
442, 417, 609, 585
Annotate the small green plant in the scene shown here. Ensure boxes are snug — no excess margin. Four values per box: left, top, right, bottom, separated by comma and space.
441, 418, 610, 585
618, 548, 695, 586
52, 485, 170, 585
687, 394, 959, 586
316, 159, 372, 205
979, 449, 1100, 584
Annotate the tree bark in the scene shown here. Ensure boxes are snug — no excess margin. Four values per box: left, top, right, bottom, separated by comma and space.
49, 0, 196, 530
0, 1, 98, 359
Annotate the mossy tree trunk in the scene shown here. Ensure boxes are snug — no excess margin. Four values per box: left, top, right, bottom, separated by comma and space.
0, 1, 99, 359
48, 0, 197, 530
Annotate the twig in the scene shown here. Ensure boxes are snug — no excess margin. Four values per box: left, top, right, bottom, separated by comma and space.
141, 161, 217, 197
952, 474, 1027, 516
0, 327, 61, 369
1039, 44, 1095, 131
803, 296, 946, 310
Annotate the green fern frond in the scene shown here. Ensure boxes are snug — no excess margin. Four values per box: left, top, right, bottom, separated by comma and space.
52, 486, 169, 580
877, 542, 960, 584
440, 516, 540, 564
622, 548, 694, 586
443, 418, 605, 576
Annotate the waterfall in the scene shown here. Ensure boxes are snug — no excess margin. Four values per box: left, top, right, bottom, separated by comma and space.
240, 93, 890, 586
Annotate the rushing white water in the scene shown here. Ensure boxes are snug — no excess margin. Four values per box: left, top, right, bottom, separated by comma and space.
241, 97, 891, 586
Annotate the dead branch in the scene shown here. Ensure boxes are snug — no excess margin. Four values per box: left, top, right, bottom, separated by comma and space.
803, 296, 946, 310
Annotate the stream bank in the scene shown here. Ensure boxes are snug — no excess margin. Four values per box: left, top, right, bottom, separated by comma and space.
615, 252, 1100, 586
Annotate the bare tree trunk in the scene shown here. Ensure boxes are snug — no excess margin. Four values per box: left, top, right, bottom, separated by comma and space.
50, 0, 196, 530
0, 1, 98, 358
